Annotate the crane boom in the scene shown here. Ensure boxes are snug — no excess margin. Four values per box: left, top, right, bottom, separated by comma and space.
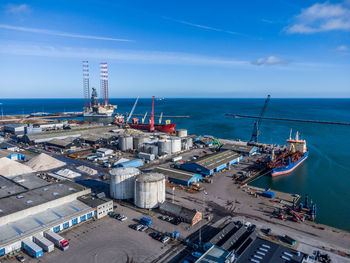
126, 96, 139, 122
250, 95, 270, 142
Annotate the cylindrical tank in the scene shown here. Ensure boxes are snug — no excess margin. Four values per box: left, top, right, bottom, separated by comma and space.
133, 135, 147, 150
134, 173, 165, 208
149, 145, 158, 156
159, 135, 169, 140
176, 129, 187, 137
158, 139, 171, 155
109, 167, 140, 199
170, 137, 181, 153
118, 135, 133, 151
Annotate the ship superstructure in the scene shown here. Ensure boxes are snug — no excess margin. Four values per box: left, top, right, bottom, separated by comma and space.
82, 61, 117, 117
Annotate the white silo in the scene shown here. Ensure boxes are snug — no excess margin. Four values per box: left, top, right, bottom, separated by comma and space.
158, 139, 171, 155
109, 167, 140, 199
118, 135, 133, 151
134, 173, 165, 209
170, 137, 181, 153
176, 129, 188, 137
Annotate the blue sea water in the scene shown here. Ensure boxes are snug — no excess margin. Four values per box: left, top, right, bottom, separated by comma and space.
1, 98, 350, 231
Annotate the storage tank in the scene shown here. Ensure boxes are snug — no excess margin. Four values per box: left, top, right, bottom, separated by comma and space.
182, 137, 193, 150
176, 129, 187, 138
149, 144, 158, 156
109, 167, 140, 199
170, 137, 181, 153
133, 135, 147, 150
118, 135, 133, 151
134, 173, 165, 208
158, 139, 171, 155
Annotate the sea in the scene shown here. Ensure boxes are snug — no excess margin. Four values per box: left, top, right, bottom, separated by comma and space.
1, 98, 350, 232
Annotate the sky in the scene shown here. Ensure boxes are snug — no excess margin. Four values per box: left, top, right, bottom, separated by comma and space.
0, 0, 349, 98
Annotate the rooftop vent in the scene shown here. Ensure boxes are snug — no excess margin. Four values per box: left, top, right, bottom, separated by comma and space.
8, 190, 16, 194
53, 192, 58, 196
43, 187, 48, 191
58, 184, 63, 187
26, 200, 33, 204
16, 195, 24, 199
68, 187, 75, 191
1, 185, 7, 189
0, 209, 3, 213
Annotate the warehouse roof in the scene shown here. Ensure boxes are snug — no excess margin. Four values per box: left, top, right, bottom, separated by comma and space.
236, 237, 306, 263
0, 199, 92, 247
0, 180, 87, 217
194, 150, 241, 170
0, 142, 17, 149
0, 175, 27, 198
159, 201, 199, 221
78, 194, 112, 208
195, 245, 232, 263
46, 138, 76, 147
154, 167, 199, 182
10, 173, 51, 189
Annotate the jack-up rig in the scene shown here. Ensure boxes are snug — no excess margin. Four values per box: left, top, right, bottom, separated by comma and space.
82, 61, 117, 117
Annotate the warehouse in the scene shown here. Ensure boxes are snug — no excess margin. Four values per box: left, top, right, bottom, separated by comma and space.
22, 132, 81, 144
181, 150, 242, 176
222, 144, 258, 156
82, 135, 107, 146
154, 166, 202, 186
45, 137, 81, 150
0, 142, 19, 152
0, 177, 110, 257
159, 201, 202, 225
4, 124, 25, 135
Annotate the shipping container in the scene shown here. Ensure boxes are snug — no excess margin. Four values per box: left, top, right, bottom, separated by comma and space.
22, 239, 43, 258
262, 191, 275, 198
33, 234, 54, 253
44, 231, 69, 251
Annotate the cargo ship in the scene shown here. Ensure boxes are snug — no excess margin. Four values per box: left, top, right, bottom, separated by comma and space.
268, 130, 309, 177
113, 96, 176, 133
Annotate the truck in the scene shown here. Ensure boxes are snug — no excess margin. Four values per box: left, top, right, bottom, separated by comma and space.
171, 156, 182, 162
33, 234, 54, 253
44, 231, 69, 251
140, 217, 152, 227
22, 239, 43, 258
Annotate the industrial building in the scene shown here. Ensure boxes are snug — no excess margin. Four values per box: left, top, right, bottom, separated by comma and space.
158, 201, 202, 225
0, 142, 19, 152
195, 245, 235, 263
22, 132, 82, 144
154, 166, 202, 186
222, 144, 258, 156
0, 175, 111, 257
4, 124, 25, 135
181, 150, 243, 176
78, 195, 113, 219
45, 138, 81, 150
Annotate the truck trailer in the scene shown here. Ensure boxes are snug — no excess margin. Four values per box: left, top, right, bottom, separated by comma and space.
33, 234, 54, 253
44, 231, 69, 251
22, 239, 43, 258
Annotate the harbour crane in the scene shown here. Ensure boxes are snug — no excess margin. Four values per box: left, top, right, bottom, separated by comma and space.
126, 96, 139, 122
250, 95, 270, 142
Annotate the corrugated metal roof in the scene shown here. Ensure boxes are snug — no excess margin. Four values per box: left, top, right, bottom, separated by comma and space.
154, 167, 198, 182
194, 150, 241, 170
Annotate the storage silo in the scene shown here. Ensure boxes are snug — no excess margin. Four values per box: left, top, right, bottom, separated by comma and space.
170, 137, 182, 153
133, 135, 147, 150
181, 137, 193, 150
149, 144, 159, 156
158, 139, 171, 155
134, 173, 165, 208
176, 129, 188, 138
109, 167, 140, 199
118, 135, 133, 151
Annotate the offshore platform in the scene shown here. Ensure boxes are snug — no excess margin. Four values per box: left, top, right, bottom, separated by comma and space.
82, 61, 117, 117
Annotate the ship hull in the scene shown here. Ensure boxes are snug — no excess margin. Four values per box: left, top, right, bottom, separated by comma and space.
83, 112, 113, 117
129, 123, 176, 133
271, 151, 309, 177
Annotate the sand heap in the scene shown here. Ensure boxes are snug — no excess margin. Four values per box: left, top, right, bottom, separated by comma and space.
27, 153, 66, 172
77, 165, 98, 176
0, 157, 34, 177
56, 169, 80, 178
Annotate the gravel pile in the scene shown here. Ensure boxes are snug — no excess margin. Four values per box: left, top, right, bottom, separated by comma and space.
0, 157, 34, 177
27, 153, 66, 171
77, 165, 98, 176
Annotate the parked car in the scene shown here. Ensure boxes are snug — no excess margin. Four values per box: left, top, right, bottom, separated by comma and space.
16, 255, 25, 262
139, 225, 148, 232
129, 224, 138, 230
161, 236, 170, 243
136, 224, 143, 231
116, 214, 127, 221
171, 218, 181, 225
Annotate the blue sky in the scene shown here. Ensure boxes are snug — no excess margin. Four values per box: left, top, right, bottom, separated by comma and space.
0, 0, 349, 98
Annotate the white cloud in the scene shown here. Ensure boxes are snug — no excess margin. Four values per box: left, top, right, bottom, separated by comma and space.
286, 2, 350, 34
337, 45, 348, 51
0, 24, 132, 42
5, 4, 30, 15
251, 56, 289, 66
